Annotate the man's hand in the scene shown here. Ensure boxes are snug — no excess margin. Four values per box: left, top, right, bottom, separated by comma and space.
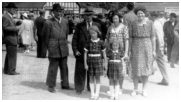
75, 51, 81, 56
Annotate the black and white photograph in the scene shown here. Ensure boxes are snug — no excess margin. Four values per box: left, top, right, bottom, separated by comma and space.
1, 1, 180, 100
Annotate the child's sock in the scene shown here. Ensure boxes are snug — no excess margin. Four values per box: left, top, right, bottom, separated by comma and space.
115, 85, 119, 97
109, 86, 114, 97
90, 83, 95, 97
95, 84, 100, 97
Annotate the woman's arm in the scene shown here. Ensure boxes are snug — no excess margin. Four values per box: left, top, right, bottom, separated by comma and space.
102, 49, 107, 71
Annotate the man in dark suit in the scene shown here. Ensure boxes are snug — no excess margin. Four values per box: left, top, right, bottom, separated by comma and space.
94, 13, 107, 41
72, 7, 101, 95
42, 4, 73, 93
34, 10, 47, 58
2, 3, 20, 75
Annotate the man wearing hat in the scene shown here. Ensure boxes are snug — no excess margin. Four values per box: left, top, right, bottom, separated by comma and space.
34, 9, 47, 58
72, 7, 101, 95
42, 3, 73, 93
2, 3, 20, 75
163, 13, 178, 63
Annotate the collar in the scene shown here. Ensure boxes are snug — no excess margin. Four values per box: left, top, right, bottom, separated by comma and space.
54, 17, 62, 23
87, 21, 92, 25
7, 12, 13, 18
91, 38, 100, 43
112, 50, 119, 53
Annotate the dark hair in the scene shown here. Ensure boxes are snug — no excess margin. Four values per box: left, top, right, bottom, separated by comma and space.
110, 10, 123, 23
150, 11, 159, 17
134, 6, 147, 15
170, 13, 177, 18
127, 3, 134, 11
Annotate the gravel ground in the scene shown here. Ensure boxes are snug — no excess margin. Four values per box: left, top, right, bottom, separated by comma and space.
2, 35, 180, 100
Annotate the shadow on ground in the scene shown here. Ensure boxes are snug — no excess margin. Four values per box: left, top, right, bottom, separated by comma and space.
20, 81, 47, 91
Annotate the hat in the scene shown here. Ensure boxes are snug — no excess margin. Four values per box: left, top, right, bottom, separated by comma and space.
5, 3, 17, 8
83, 7, 95, 15
22, 13, 28, 18
52, 3, 64, 11
134, 6, 147, 14
97, 13, 105, 19
39, 9, 45, 15
170, 13, 177, 18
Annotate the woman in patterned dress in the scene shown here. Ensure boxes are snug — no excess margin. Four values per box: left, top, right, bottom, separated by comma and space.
129, 6, 156, 97
84, 25, 107, 100
105, 10, 129, 95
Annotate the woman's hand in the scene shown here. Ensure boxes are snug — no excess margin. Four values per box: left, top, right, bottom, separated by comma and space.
153, 51, 156, 59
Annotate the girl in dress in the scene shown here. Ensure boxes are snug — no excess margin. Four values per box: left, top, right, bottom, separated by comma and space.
84, 25, 107, 100
107, 39, 126, 100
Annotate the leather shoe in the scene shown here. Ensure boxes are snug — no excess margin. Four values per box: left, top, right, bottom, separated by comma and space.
7, 72, 20, 75
157, 82, 169, 86
76, 91, 82, 95
48, 87, 56, 93
61, 86, 74, 90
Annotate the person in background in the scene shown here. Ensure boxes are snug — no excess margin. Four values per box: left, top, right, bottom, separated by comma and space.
18, 13, 34, 54
94, 13, 107, 41
129, 6, 156, 97
72, 7, 101, 95
42, 3, 73, 93
2, 3, 21, 75
163, 13, 178, 63
150, 12, 169, 86
170, 22, 179, 68
34, 9, 46, 58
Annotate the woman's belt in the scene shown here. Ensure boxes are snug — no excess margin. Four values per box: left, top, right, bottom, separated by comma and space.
88, 54, 101, 57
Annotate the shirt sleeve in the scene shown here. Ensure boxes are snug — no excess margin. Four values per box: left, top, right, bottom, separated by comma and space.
84, 41, 89, 51
123, 25, 129, 40
150, 21, 156, 39
129, 22, 133, 38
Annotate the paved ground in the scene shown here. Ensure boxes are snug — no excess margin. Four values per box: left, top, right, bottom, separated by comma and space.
2, 35, 180, 100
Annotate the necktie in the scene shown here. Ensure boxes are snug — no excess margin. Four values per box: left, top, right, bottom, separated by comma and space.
87, 22, 91, 30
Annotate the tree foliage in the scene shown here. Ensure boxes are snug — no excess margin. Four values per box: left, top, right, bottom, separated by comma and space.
77, 2, 132, 10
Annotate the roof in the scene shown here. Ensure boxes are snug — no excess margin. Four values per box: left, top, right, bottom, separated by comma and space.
2, 2, 46, 8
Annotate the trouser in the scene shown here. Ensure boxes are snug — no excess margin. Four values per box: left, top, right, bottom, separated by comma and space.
170, 37, 179, 63
4, 45, 17, 74
156, 55, 169, 83
74, 60, 90, 92
167, 41, 174, 62
46, 57, 69, 87
36, 36, 47, 58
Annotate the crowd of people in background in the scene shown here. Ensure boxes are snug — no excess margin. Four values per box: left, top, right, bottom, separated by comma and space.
2, 2, 179, 100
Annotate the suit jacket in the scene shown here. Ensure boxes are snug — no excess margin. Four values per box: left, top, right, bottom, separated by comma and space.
2, 12, 19, 45
163, 20, 178, 44
72, 21, 101, 61
34, 16, 46, 37
42, 17, 69, 58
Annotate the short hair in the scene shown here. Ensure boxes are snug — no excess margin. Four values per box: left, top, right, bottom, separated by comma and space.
89, 25, 102, 38
39, 10, 45, 15
110, 10, 123, 23
134, 6, 147, 15
127, 3, 134, 10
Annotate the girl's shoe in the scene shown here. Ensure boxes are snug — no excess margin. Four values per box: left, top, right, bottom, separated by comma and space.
142, 90, 148, 97
131, 90, 138, 96
94, 96, 99, 100
110, 96, 114, 100
114, 96, 119, 100
89, 96, 94, 100
119, 89, 123, 95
